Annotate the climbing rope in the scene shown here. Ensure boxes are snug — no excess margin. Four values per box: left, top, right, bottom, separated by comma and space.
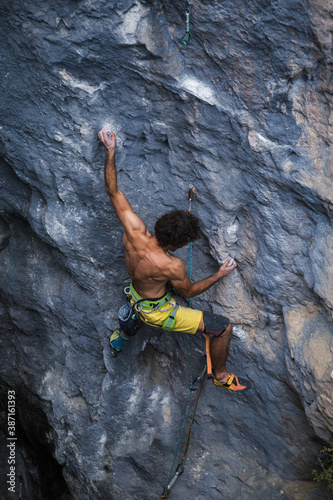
188, 185, 196, 387
161, 368, 206, 498
188, 184, 196, 309
161, 185, 201, 499
181, 0, 191, 46
186, 186, 214, 380
161, 382, 194, 498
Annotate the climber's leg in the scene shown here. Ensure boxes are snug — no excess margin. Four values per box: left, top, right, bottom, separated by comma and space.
110, 304, 141, 357
197, 313, 251, 392
196, 313, 231, 382
209, 323, 232, 383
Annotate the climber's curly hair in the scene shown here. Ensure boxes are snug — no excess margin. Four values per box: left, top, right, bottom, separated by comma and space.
154, 209, 201, 249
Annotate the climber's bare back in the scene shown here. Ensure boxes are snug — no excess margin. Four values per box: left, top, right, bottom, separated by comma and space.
123, 226, 185, 299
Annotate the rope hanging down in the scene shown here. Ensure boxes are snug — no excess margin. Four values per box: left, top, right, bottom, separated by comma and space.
161, 368, 206, 498
188, 185, 196, 307
161, 184, 215, 497
161, 185, 204, 499
187, 185, 214, 380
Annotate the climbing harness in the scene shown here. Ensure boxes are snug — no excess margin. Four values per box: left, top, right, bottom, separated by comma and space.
124, 281, 179, 333
181, 1, 191, 46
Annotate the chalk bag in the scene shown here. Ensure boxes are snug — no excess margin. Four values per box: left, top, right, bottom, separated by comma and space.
118, 303, 139, 336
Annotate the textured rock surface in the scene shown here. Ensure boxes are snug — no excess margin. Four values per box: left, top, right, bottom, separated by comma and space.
0, 0, 332, 499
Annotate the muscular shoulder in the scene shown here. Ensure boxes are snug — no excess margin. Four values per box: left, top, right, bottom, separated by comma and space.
166, 256, 186, 281
123, 227, 151, 247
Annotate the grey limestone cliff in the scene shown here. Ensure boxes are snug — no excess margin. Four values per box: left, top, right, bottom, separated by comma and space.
0, 0, 332, 499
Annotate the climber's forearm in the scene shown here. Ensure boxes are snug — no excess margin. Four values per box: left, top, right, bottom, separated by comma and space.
98, 129, 118, 196
186, 272, 223, 298
104, 151, 119, 197
171, 258, 237, 299
171, 270, 223, 299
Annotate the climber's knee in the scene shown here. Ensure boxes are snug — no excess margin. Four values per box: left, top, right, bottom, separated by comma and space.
118, 303, 140, 337
203, 311, 230, 337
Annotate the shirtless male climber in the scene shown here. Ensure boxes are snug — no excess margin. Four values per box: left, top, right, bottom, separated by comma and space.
98, 128, 251, 392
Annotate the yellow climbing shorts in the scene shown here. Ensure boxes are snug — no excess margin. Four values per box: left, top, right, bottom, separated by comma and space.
130, 297, 203, 334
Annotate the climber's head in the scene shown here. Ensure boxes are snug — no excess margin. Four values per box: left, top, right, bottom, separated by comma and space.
154, 209, 201, 250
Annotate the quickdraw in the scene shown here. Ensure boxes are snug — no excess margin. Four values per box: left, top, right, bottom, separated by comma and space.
181, 1, 192, 46
189, 364, 207, 391
188, 184, 196, 213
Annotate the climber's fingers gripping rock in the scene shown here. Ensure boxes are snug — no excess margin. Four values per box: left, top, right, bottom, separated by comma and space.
217, 258, 237, 278
98, 128, 116, 154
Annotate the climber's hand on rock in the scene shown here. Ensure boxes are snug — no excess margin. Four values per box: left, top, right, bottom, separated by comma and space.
98, 129, 116, 154
217, 258, 237, 278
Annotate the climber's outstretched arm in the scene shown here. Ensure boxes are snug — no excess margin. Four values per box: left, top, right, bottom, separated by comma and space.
171, 258, 237, 299
98, 129, 146, 236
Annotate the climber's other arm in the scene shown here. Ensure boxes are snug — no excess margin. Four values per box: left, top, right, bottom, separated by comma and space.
98, 128, 146, 236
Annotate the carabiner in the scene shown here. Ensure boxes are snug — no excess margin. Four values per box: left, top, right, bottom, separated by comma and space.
161, 466, 184, 498
189, 365, 207, 391
134, 303, 143, 313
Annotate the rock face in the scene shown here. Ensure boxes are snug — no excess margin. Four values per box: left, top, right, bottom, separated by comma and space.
0, 0, 332, 499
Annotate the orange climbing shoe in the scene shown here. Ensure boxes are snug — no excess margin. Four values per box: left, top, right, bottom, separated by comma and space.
213, 373, 251, 392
